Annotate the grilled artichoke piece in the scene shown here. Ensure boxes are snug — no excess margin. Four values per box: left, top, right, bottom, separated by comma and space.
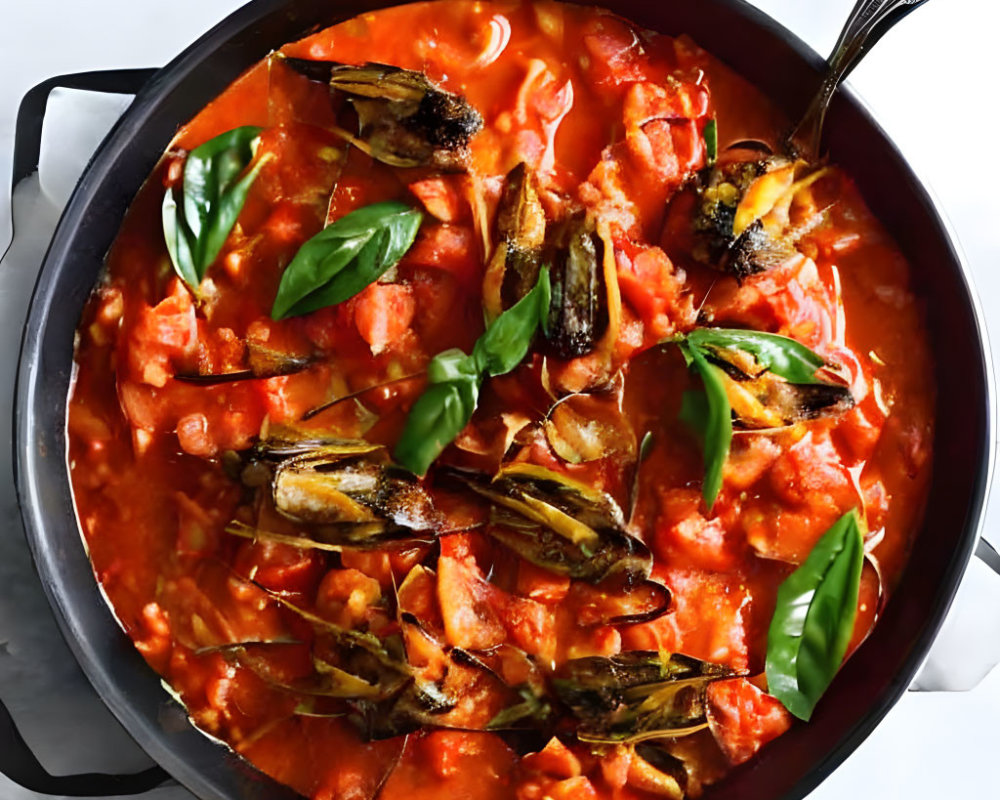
691, 158, 829, 280
701, 344, 854, 429
554, 652, 739, 744
493, 162, 547, 312
272, 442, 441, 529
460, 463, 653, 586
546, 215, 607, 359
284, 57, 482, 168
230, 586, 412, 702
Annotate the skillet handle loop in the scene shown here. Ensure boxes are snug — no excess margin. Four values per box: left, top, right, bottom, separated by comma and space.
787, 0, 930, 159
11, 68, 158, 195
975, 536, 1000, 577
0, 695, 170, 796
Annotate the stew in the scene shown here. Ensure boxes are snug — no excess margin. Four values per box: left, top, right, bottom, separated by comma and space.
67, 2, 935, 798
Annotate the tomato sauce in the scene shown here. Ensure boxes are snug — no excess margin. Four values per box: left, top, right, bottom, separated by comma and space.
67, 2, 934, 798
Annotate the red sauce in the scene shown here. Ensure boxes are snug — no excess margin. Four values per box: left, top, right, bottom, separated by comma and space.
68, 2, 934, 798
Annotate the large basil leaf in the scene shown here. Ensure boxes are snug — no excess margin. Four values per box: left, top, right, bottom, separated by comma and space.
395, 271, 551, 476
162, 126, 268, 290
271, 201, 422, 320
473, 268, 551, 376
393, 350, 480, 477
765, 509, 865, 721
678, 343, 732, 509
686, 327, 826, 385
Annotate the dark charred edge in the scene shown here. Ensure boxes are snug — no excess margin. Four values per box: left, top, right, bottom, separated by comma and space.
723, 218, 774, 281
301, 373, 424, 421
406, 89, 483, 149
635, 744, 691, 794
607, 579, 672, 625
175, 369, 256, 384
282, 56, 336, 84
787, 382, 855, 419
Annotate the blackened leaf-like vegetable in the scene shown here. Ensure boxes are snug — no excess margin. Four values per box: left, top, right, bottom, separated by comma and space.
678, 343, 732, 509
493, 162, 547, 314
285, 58, 483, 169
546, 216, 605, 358
689, 328, 854, 429
473, 267, 551, 376
462, 463, 655, 586
226, 520, 345, 553
394, 350, 481, 477
395, 270, 551, 475
267, 441, 443, 543
690, 158, 832, 280
176, 337, 315, 384
163, 125, 269, 290
228, 583, 411, 703
765, 508, 865, 721
555, 652, 738, 744
687, 328, 827, 385
628, 431, 655, 521
271, 201, 422, 320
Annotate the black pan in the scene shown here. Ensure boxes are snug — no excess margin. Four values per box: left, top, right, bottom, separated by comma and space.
11, 1, 994, 799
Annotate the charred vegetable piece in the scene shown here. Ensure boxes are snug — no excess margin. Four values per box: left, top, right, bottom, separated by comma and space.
554, 652, 738, 744
270, 441, 442, 537
674, 328, 853, 507
230, 585, 411, 702
487, 162, 547, 317
546, 215, 607, 358
691, 329, 854, 429
176, 338, 315, 384
461, 463, 654, 585
284, 58, 482, 169
691, 158, 830, 280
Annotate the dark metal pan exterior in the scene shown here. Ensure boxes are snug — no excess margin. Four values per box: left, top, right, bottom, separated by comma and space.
13, 1, 994, 798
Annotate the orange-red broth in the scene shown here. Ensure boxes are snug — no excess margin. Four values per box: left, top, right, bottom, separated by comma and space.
67, 2, 933, 798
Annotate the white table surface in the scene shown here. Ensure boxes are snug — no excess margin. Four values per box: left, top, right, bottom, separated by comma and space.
2, 1, 999, 799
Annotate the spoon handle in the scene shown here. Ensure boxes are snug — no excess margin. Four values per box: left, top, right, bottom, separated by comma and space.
787, 0, 931, 159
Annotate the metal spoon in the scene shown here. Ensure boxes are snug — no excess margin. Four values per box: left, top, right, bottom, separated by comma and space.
786, 0, 931, 160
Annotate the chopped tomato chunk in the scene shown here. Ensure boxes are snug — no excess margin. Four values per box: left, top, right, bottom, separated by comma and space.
352, 282, 416, 355
707, 678, 793, 765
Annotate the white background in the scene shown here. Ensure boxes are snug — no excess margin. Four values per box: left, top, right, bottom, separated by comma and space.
1, 1, 999, 799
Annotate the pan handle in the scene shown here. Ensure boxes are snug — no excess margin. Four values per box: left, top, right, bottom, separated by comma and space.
6, 69, 167, 792
0, 694, 169, 796
975, 536, 1000, 576
3, 68, 160, 266
10, 68, 159, 195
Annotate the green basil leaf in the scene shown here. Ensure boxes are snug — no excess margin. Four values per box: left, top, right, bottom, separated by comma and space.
473, 267, 551, 376
163, 125, 267, 290
162, 189, 198, 290
393, 371, 480, 477
183, 126, 264, 267
271, 201, 423, 320
765, 509, 865, 721
679, 342, 732, 509
427, 348, 480, 384
395, 270, 551, 476
687, 327, 827, 385
704, 118, 718, 165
